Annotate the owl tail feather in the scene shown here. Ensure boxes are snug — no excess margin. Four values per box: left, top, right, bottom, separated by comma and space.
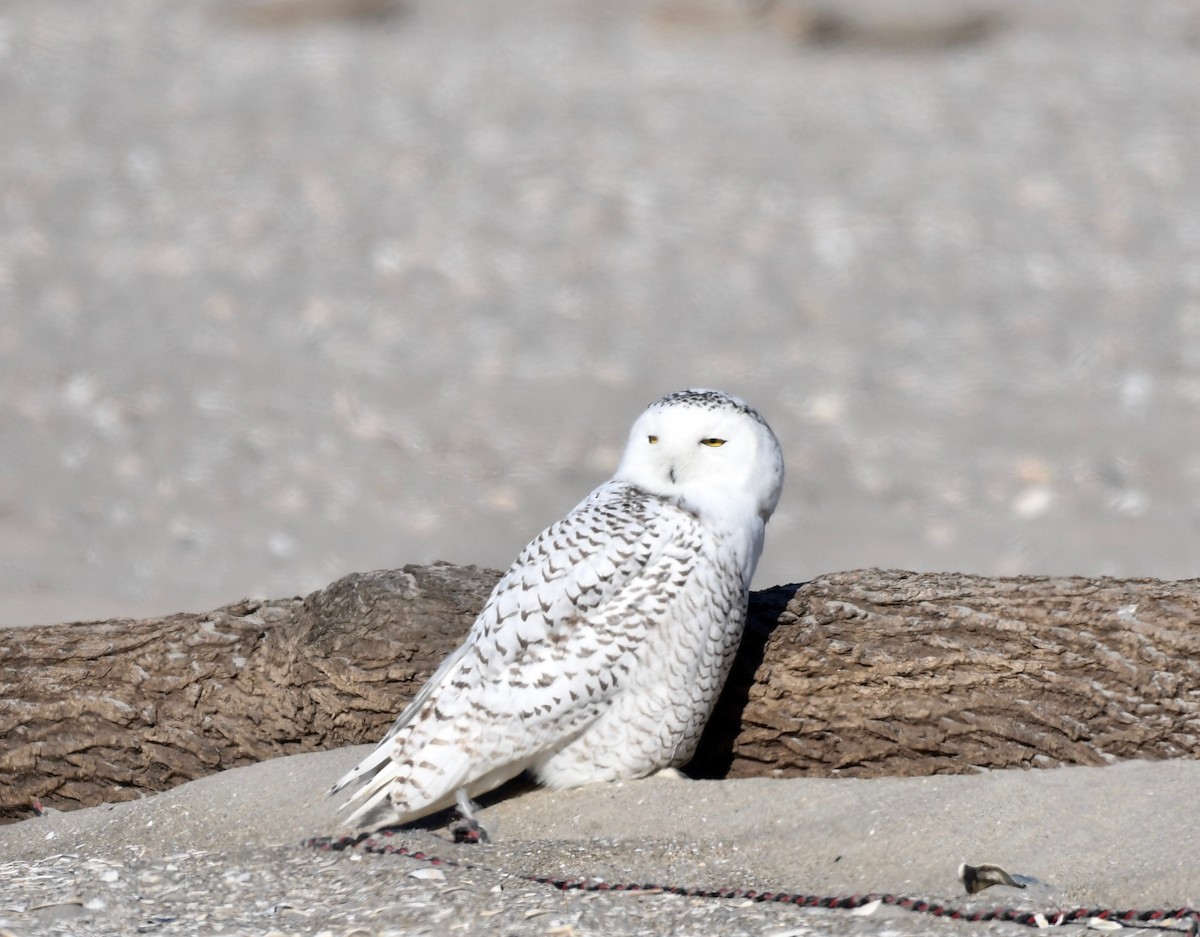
328, 735, 398, 798
339, 753, 533, 832
328, 643, 474, 799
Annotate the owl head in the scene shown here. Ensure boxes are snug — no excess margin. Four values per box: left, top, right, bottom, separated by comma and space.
614, 389, 784, 524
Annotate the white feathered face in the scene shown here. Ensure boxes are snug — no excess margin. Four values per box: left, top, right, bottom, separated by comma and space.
615, 389, 784, 523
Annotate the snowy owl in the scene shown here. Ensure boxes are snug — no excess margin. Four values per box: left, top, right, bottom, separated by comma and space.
331, 388, 784, 831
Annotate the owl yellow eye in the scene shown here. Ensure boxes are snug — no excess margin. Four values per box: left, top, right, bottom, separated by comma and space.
647, 435, 658, 444
700, 438, 726, 447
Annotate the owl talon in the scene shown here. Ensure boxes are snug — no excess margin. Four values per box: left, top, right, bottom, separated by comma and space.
450, 817, 489, 844
449, 788, 491, 844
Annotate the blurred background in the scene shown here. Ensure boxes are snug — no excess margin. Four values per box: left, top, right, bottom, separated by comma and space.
2, 0, 1199, 626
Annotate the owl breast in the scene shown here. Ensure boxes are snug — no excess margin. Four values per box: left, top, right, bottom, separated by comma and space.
530, 503, 749, 789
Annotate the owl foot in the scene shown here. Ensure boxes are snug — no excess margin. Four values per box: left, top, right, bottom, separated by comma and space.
449, 788, 492, 844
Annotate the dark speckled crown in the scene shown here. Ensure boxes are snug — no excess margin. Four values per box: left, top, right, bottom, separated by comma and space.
650, 388, 770, 428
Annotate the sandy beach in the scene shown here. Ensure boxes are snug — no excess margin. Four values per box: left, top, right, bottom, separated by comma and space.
2, 747, 1197, 935
5, 0, 1200, 933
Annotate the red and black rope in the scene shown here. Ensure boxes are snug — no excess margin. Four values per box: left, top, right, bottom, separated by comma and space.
304, 829, 1200, 935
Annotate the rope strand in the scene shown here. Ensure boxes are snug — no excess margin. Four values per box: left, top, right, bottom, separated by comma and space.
303, 830, 1200, 935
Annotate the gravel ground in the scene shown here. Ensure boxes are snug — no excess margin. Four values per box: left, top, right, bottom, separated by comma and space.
0, 848, 948, 937
2, 748, 1198, 937
2, 0, 1200, 626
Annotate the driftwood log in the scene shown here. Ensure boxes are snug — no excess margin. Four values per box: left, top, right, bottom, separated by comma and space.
2, 565, 1199, 820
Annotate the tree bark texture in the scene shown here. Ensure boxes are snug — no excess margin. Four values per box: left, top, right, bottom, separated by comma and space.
2, 566, 1198, 819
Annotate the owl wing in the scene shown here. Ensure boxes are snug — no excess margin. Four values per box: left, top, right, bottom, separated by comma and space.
332, 480, 704, 826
